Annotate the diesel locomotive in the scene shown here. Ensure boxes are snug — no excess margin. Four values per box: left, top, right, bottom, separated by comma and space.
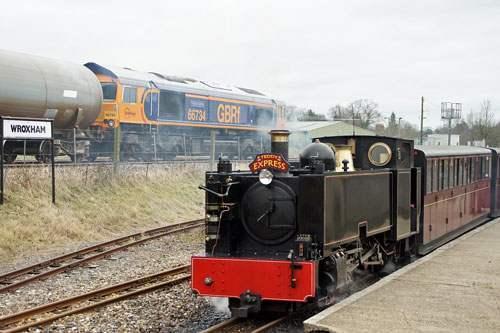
0, 49, 284, 162
191, 130, 500, 317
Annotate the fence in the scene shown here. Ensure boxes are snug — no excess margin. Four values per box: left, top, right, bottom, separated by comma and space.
3, 129, 272, 164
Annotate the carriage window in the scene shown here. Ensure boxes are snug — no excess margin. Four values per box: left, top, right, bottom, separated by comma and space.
122, 86, 137, 104
470, 158, 475, 182
426, 160, 432, 193
440, 160, 449, 190
159, 90, 185, 117
464, 159, 469, 184
482, 156, 490, 178
432, 160, 438, 192
457, 158, 463, 186
449, 159, 455, 188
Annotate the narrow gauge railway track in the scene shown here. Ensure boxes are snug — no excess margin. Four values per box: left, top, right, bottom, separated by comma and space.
0, 265, 191, 332
201, 270, 386, 333
201, 305, 317, 333
0, 219, 203, 293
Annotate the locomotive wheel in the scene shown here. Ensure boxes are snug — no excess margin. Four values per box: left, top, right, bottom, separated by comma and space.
319, 271, 336, 306
166, 145, 183, 160
3, 153, 17, 163
70, 154, 83, 163
141, 153, 154, 162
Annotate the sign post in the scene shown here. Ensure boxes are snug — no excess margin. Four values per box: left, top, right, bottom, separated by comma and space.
1, 117, 55, 204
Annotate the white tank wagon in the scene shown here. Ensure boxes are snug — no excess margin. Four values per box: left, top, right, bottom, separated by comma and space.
0, 49, 102, 162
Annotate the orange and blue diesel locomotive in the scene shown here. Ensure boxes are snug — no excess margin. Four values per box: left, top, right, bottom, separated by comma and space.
0, 49, 284, 162
83, 63, 284, 161
191, 131, 500, 317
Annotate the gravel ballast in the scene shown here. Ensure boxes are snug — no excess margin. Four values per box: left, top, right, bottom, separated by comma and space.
0, 229, 230, 332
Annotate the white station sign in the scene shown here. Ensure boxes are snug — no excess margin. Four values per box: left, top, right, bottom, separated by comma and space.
2, 119, 53, 139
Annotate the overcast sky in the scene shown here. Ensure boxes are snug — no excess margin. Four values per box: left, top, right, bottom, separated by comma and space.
1, 0, 499, 129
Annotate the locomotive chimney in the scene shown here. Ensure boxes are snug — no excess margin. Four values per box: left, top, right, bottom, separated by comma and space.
269, 129, 290, 161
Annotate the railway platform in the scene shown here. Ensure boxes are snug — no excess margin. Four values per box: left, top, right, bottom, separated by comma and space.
304, 218, 500, 332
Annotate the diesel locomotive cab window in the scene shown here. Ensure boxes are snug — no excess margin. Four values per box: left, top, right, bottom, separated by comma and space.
368, 142, 392, 166
122, 86, 137, 104
159, 90, 185, 117
101, 82, 117, 101
255, 108, 275, 126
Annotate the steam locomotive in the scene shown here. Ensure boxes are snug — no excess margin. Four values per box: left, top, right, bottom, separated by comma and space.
191, 130, 500, 316
0, 49, 284, 162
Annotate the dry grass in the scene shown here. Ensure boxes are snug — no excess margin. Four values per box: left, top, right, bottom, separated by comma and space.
0, 163, 210, 264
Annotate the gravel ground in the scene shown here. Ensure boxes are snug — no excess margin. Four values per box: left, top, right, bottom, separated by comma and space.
0, 229, 231, 332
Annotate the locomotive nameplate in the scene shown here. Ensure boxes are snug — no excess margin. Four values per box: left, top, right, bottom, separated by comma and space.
249, 153, 290, 173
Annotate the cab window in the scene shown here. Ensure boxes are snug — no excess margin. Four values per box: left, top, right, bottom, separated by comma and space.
101, 82, 117, 102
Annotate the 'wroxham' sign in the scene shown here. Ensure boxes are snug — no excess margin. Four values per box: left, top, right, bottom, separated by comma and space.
2, 119, 52, 139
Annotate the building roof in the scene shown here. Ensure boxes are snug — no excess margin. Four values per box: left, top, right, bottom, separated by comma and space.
286, 121, 376, 136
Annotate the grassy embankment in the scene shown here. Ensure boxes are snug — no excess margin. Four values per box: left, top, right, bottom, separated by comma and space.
0, 163, 210, 264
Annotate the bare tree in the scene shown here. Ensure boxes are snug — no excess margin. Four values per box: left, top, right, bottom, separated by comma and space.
453, 101, 499, 146
327, 99, 381, 129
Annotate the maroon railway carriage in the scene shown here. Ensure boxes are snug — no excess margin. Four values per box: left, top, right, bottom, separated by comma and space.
414, 145, 497, 254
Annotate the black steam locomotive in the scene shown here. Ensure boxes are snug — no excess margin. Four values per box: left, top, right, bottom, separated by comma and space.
191, 130, 499, 316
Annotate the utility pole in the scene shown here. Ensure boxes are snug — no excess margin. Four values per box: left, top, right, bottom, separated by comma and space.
420, 97, 424, 144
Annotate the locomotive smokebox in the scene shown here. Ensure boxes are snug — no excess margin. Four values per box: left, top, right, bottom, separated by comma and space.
269, 129, 290, 161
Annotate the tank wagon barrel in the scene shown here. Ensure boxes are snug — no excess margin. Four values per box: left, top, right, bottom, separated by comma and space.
0, 49, 102, 130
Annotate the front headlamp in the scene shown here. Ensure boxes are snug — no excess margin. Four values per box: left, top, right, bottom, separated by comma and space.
259, 169, 273, 185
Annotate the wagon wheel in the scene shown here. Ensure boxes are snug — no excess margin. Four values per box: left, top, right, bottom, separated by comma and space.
3, 153, 17, 163
35, 154, 51, 163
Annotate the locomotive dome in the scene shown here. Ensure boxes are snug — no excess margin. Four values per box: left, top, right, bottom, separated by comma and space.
299, 139, 335, 170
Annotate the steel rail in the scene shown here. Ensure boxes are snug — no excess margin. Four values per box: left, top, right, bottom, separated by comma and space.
1, 272, 191, 332
0, 265, 190, 327
200, 317, 242, 333
0, 220, 203, 293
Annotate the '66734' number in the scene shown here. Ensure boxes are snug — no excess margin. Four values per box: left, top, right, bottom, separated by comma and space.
187, 108, 207, 121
